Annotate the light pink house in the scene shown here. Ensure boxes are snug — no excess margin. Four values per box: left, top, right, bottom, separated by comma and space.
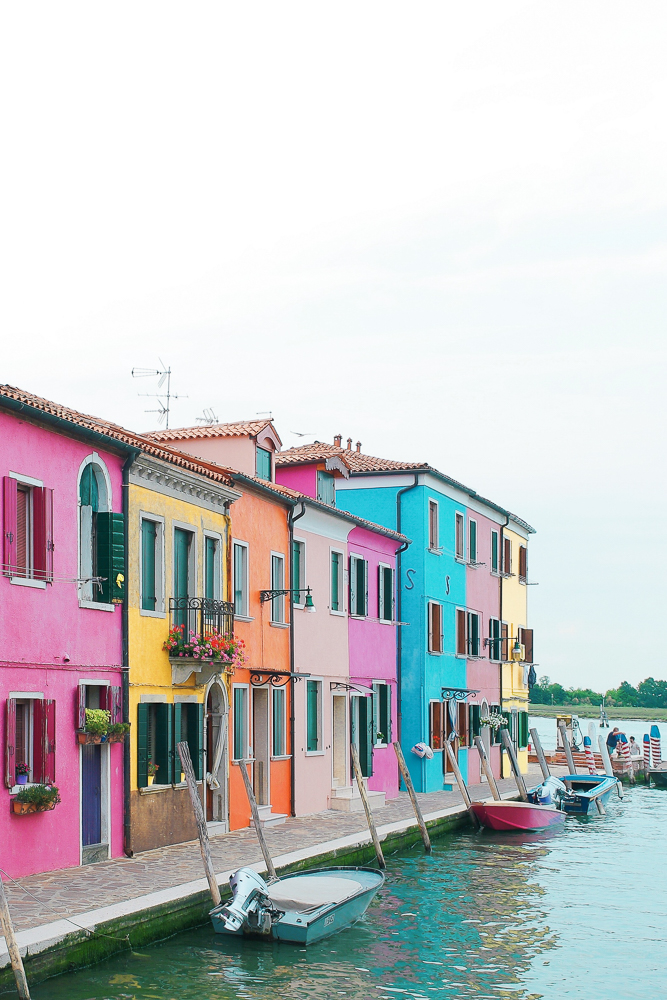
0, 387, 130, 877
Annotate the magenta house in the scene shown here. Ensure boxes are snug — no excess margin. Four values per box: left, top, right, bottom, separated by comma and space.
0, 387, 131, 878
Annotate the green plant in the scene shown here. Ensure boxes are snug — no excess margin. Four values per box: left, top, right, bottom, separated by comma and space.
84, 708, 111, 735
376, 732, 386, 743
107, 722, 130, 738
15, 784, 61, 809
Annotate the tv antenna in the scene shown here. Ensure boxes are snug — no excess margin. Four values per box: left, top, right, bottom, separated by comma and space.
196, 408, 219, 425
131, 360, 187, 429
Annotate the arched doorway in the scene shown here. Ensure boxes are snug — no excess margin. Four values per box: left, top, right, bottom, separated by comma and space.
205, 679, 229, 829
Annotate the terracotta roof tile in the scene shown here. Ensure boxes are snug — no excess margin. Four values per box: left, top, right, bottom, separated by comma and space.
0, 385, 237, 489
143, 419, 279, 443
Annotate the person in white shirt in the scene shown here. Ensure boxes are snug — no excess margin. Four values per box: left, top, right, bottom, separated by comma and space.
629, 736, 643, 758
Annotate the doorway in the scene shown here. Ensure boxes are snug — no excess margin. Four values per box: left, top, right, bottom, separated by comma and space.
332, 695, 347, 787
81, 685, 109, 864
252, 687, 270, 806
205, 681, 229, 827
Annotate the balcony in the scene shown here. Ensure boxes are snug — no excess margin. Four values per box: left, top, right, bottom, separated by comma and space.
168, 597, 235, 685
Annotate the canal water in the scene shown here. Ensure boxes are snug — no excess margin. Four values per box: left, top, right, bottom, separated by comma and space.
31, 720, 666, 1000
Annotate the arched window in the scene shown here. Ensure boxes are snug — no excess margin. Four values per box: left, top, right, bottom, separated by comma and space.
78, 457, 111, 604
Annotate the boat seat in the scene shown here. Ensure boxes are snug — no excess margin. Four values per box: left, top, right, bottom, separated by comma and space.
268, 876, 362, 913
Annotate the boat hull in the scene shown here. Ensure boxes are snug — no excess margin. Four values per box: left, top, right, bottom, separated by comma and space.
559, 774, 619, 814
471, 799, 565, 832
649, 767, 667, 788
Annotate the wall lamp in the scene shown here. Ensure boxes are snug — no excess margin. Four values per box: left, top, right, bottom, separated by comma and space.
259, 586, 316, 613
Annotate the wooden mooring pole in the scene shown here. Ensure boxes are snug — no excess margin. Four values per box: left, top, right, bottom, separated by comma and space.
557, 722, 577, 773
473, 736, 501, 801
393, 742, 431, 851
177, 741, 221, 906
0, 874, 30, 999
237, 758, 277, 881
529, 727, 551, 781
500, 729, 528, 801
351, 744, 386, 869
443, 738, 480, 829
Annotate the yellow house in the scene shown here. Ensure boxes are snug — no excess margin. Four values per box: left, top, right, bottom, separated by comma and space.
500, 518, 535, 776
126, 448, 241, 853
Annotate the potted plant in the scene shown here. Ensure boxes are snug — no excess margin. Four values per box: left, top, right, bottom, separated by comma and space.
480, 712, 509, 730
147, 760, 159, 786
163, 626, 247, 674
13, 784, 61, 815
77, 709, 130, 744
15, 762, 30, 786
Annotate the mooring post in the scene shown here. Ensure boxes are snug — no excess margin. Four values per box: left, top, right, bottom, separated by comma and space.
237, 758, 277, 881
0, 874, 30, 999
443, 738, 480, 829
393, 742, 431, 851
177, 741, 221, 906
598, 736, 623, 798
558, 722, 577, 773
500, 729, 528, 801
473, 736, 501, 801
529, 727, 551, 781
351, 744, 386, 869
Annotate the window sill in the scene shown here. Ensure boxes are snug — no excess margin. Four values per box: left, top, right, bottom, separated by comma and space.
349, 614, 367, 621
233, 615, 254, 623
10, 577, 46, 590
270, 755, 292, 762
269, 621, 289, 629
139, 608, 166, 619
455, 557, 466, 564
428, 650, 444, 656
427, 548, 441, 556
9, 783, 42, 795
374, 743, 388, 750
305, 750, 325, 757
329, 609, 346, 617
139, 783, 171, 794
80, 600, 116, 612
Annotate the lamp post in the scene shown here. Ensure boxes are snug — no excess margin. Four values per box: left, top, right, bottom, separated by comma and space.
259, 586, 316, 612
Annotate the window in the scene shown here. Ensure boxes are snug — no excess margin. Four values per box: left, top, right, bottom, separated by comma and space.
456, 608, 466, 655
3, 475, 54, 585
306, 680, 322, 752
501, 623, 509, 661
78, 461, 124, 605
503, 537, 511, 575
270, 553, 285, 623
256, 447, 272, 482
373, 683, 391, 745
428, 500, 439, 550
517, 710, 529, 749
173, 527, 193, 629
330, 550, 343, 612
518, 545, 527, 583
233, 542, 249, 617
137, 702, 173, 786
491, 530, 499, 574
489, 618, 501, 661
174, 702, 204, 780
140, 517, 164, 613
232, 687, 249, 760
272, 687, 286, 756
317, 470, 335, 505
469, 702, 481, 741
429, 701, 444, 751
378, 564, 394, 623
467, 611, 481, 656
5, 696, 56, 788
204, 535, 220, 600
428, 601, 443, 653
469, 519, 477, 563
518, 627, 534, 663
351, 695, 373, 776
77, 683, 121, 729
292, 540, 305, 605
349, 554, 368, 617
490, 703, 503, 744
455, 512, 465, 560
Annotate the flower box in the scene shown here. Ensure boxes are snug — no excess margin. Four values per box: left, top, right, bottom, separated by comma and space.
12, 799, 58, 815
76, 731, 127, 745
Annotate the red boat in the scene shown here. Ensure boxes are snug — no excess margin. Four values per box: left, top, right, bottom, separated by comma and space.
471, 799, 565, 832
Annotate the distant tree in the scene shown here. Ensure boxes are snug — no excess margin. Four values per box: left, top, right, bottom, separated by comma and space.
636, 677, 667, 708
606, 680, 638, 707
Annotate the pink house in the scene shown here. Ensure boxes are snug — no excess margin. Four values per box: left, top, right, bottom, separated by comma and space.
0, 387, 130, 877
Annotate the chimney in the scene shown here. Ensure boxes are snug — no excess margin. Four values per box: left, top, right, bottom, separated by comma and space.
334, 434, 342, 448
346, 437, 352, 450
356, 441, 362, 453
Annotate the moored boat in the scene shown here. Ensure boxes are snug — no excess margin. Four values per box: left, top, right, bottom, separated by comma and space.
649, 764, 667, 789
471, 799, 565, 832
558, 774, 619, 814
210, 866, 384, 944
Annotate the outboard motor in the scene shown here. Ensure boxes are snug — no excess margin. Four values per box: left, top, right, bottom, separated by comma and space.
534, 775, 566, 805
217, 868, 272, 933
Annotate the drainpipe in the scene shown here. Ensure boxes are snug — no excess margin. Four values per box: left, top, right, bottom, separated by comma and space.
396, 475, 419, 744
288, 501, 306, 817
498, 513, 510, 781
122, 448, 140, 857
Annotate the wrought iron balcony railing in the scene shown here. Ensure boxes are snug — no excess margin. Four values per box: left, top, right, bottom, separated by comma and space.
169, 597, 234, 639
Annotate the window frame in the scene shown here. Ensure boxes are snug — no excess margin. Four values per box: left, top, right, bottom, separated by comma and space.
427, 600, 444, 654
292, 538, 306, 608
491, 530, 499, 575
77, 455, 114, 609
467, 610, 481, 657
468, 518, 477, 564
488, 617, 501, 661
518, 544, 527, 584
305, 678, 324, 755
256, 446, 272, 482
5, 472, 50, 591
232, 684, 250, 761
139, 513, 165, 618
428, 499, 440, 551
330, 548, 345, 615
271, 686, 288, 759
270, 551, 286, 624
232, 539, 250, 619
349, 553, 368, 618
204, 531, 223, 601
378, 563, 394, 623
316, 470, 336, 505
372, 681, 392, 747
429, 700, 444, 752
455, 511, 465, 561
455, 607, 467, 656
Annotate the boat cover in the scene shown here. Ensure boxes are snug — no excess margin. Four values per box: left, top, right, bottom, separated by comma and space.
269, 875, 362, 913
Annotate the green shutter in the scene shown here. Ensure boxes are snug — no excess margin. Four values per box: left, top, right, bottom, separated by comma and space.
469, 520, 477, 562
233, 688, 245, 760
359, 697, 373, 777
491, 532, 498, 573
356, 558, 366, 616
331, 552, 340, 611
307, 681, 319, 752
173, 703, 183, 777
79, 465, 99, 509
205, 537, 216, 600
292, 540, 301, 599
256, 447, 272, 481
141, 520, 157, 611
137, 703, 149, 788
518, 711, 529, 750
379, 684, 391, 743
154, 703, 173, 784
383, 566, 393, 622
188, 703, 205, 780
273, 688, 285, 756
96, 512, 125, 604
470, 703, 481, 738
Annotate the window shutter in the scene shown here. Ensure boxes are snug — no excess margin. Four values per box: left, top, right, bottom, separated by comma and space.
349, 557, 357, 615
33, 487, 54, 582
173, 701, 183, 773
491, 531, 498, 573
3, 477, 18, 577
363, 697, 374, 777
501, 622, 508, 661
437, 603, 443, 653
307, 682, 319, 752
457, 701, 468, 746
430, 701, 443, 750
469, 703, 481, 738
363, 559, 368, 616
469, 520, 477, 562
155, 703, 173, 784
522, 628, 534, 663
97, 512, 126, 604
137, 703, 149, 788
456, 609, 466, 655
377, 565, 384, 619
503, 538, 511, 574
110, 686, 122, 725
188, 703, 205, 780
42, 699, 56, 784
5, 698, 16, 787
76, 684, 86, 730
519, 546, 527, 580
518, 711, 529, 749
427, 602, 434, 651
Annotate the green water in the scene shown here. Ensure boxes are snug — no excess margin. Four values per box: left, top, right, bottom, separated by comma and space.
31, 786, 666, 1000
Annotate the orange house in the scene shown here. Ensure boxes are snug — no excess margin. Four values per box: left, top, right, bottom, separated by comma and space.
143, 420, 295, 830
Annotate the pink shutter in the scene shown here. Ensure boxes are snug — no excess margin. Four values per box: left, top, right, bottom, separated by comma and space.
5, 699, 16, 787
42, 699, 56, 784
33, 487, 54, 582
3, 477, 17, 577
110, 686, 122, 725
98, 686, 109, 712
32, 698, 44, 782
76, 684, 86, 730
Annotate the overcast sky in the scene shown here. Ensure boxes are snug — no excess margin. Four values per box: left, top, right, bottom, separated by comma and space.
2, 2, 666, 691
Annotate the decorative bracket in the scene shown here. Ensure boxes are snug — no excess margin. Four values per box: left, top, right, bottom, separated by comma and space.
250, 669, 311, 687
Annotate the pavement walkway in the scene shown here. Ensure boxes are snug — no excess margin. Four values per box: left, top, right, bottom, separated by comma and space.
1, 770, 545, 935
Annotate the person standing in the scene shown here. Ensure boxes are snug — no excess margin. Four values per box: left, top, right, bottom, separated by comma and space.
606, 727, 621, 755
